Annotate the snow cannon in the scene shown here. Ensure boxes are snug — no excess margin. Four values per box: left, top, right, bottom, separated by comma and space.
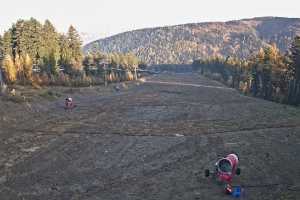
205, 153, 241, 184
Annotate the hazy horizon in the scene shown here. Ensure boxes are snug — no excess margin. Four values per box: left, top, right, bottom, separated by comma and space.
1, 0, 300, 43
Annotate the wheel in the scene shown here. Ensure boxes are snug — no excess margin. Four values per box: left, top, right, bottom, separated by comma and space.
205, 169, 210, 177
236, 168, 241, 175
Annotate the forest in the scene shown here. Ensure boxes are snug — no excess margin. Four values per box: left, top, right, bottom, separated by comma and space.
84, 17, 300, 65
0, 18, 140, 87
193, 38, 300, 105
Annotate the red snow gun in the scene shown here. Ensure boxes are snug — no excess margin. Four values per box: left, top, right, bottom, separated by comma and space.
205, 154, 241, 194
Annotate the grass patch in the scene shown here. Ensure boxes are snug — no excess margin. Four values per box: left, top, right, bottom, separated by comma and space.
5, 95, 25, 103
64, 88, 79, 94
39, 90, 62, 100
2, 94, 29, 103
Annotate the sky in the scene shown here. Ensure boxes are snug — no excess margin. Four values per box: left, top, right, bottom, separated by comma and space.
1, 0, 300, 43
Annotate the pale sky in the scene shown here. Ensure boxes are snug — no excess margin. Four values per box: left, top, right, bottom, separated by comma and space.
1, 0, 300, 43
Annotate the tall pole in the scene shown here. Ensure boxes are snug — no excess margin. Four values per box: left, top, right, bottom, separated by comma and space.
103, 63, 107, 87
134, 67, 137, 80
0, 68, 3, 86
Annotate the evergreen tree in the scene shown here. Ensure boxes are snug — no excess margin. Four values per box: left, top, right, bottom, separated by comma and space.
0, 35, 4, 85
289, 36, 300, 82
251, 64, 259, 96
27, 18, 43, 65
59, 34, 72, 72
0, 35, 4, 64
2, 31, 13, 57
14, 19, 26, 57
41, 20, 60, 74
83, 52, 95, 73
11, 25, 18, 60
67, 25, 83, 71
9, 18, 43, 64
44, 51, 59, 75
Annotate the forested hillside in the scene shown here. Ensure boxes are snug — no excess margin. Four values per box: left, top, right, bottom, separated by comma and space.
84, 17, 300, 64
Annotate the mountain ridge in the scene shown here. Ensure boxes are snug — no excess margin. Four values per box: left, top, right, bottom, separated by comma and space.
84, 17, 300, 64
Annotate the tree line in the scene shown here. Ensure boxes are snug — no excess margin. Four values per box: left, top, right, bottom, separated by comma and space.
0, 18, 141, 87
193, 37, 300, 106
83, 51, 140, 83
0, 18, 83, 84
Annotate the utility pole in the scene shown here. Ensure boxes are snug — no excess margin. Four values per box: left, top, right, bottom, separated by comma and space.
0, 68, 7, 94
100, 59, 109, 87
134, 66, 138, 80
103, 63, 107, 87
0, 68, 3, 86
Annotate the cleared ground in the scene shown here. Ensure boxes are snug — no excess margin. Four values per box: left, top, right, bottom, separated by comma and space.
0, 72, 300, 200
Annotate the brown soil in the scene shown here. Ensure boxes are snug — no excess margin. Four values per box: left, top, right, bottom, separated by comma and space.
0, 72, 300, 200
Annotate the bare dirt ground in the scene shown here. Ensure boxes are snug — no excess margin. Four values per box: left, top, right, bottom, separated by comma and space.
0, 72, 300, 200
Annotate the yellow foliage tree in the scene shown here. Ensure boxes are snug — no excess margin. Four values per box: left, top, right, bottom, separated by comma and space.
14, 54, 24, 80
23, 54, 33, 82
2, 55, 17, 83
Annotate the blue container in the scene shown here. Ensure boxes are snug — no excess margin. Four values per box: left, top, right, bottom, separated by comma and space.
232, 186, 241, 198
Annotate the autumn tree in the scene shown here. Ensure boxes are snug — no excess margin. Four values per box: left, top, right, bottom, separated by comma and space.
126, 53, 139, 70
14, 54, 24, 81
2, 55, 17, 83
23, 54, 33, 81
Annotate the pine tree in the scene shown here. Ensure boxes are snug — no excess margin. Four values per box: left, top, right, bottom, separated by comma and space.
67, 25, 83, 71
27, 18, 43, 65
289, 36, 300, 82
45, 51, 59, 75
2, 31, 13, 57
83, 52, 95, 73
9, 18, 43, 64
11, 25, 18, 60
59, 34, 72, 72
41, 20, 60, 75
260, 46, 274, 99
0, 35, 4, 85
14, 20, 26, 57
0, 35, 3, 60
